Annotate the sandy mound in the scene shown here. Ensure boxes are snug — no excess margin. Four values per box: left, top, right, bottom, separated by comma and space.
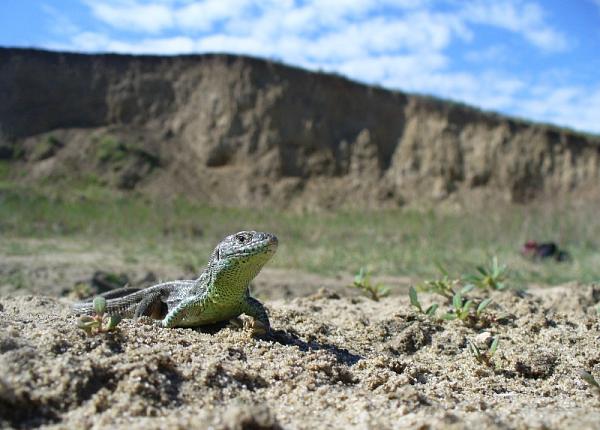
2, 284, 600, 429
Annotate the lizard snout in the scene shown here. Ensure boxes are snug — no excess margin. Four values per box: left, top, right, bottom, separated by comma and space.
261, 232, 278, 252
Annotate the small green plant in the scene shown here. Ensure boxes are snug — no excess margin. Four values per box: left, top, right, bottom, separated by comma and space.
444, 291, 473, 321
443, 290, 493, 326
419, 264, 460, 300
579, 370, 600, 394
468, 337, 499, 367
351, 267, 389, 301
77, 296, 121, 336
464, 256, 508, 290
476, 298, 493, 317
409, 286, 439, 317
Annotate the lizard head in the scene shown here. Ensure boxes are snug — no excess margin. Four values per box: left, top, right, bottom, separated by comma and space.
209, 231, 278, 287
216, 231, 278, 260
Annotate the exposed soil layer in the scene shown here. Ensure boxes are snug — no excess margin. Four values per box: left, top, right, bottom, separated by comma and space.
2, 48, 600, 209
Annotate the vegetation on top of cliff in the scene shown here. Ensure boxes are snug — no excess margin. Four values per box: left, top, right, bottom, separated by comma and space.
30, 135, 64, 161
92, 135, 161, 189
95, 136, 160, 168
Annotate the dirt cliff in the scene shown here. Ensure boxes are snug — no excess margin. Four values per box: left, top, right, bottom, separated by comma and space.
1, 48, 599, 208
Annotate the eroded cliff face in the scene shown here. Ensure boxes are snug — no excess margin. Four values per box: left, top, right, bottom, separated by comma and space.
1, 48, 598, 208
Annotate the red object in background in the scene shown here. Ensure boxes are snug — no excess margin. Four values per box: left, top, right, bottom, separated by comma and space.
521, 241, 570, 262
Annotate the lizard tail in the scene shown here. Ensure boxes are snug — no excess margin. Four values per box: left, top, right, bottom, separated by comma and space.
71, 287, 146, 315
71, 280, 197, 317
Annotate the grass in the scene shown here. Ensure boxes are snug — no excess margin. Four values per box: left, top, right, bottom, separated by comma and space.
4, 269, 27, 290
30, 135, 63, 161
95, 136, 130, 164
0, 160, 12, 186
95, 135, 160, 167
351, 267, 390, 301
1, 184, 600, 285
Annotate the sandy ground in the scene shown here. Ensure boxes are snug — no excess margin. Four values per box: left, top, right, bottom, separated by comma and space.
2, 256, 600, 429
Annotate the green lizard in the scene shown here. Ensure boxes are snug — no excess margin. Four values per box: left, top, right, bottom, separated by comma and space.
73, 231, 278, 331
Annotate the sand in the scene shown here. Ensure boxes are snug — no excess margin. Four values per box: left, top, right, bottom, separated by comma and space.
2, 269, 600, 429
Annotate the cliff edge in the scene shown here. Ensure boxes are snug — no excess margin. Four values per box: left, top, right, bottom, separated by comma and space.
1, 48, 598, 208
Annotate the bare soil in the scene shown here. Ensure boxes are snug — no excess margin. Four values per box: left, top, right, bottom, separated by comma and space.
1, 252, 600, 429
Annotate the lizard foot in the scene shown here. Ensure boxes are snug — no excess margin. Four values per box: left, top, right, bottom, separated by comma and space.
227, 317, 271, 337
135, 315, 166, 329
244, 318, 270, 337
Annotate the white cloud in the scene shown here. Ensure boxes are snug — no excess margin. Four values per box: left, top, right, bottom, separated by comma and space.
338, 53, 448, 85
464, 45, 510, 63
196, 34, 270, 57
110, 36, 195, 54
70, 32, 112, 51
69, 31, 194, 54
85, 1, 174, 33
381, 67, 526, 112
76, 0, 568, 54
520, 86, 600, 132
41, 4, 80, 36
175, 0, 254, 31
461, 1, 569, 52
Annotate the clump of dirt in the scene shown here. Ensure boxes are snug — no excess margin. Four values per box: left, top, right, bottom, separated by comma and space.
1, 283, 600, 429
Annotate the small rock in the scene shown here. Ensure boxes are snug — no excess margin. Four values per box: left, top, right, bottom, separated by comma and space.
308, 288, 340, 300
475, 331, 493, 347
221, 404, 282, 430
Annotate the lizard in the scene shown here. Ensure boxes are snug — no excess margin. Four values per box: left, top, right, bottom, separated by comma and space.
73, 231, 278, 331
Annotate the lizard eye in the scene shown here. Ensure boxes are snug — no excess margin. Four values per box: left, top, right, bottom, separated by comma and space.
235, 234, 248, 244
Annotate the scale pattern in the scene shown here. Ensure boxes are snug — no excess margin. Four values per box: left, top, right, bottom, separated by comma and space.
73, 231, 278, 329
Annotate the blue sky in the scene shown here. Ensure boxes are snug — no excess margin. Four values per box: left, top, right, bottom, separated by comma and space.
1, 0, 599, 134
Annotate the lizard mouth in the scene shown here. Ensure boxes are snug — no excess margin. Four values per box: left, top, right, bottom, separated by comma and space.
235, 235, 278, 258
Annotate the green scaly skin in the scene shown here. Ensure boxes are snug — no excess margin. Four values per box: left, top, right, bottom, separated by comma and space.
73, 231, 278, 331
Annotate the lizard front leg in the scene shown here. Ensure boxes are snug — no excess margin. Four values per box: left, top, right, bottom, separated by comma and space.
240, 296, 271, 332
161, 294, 211, 328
